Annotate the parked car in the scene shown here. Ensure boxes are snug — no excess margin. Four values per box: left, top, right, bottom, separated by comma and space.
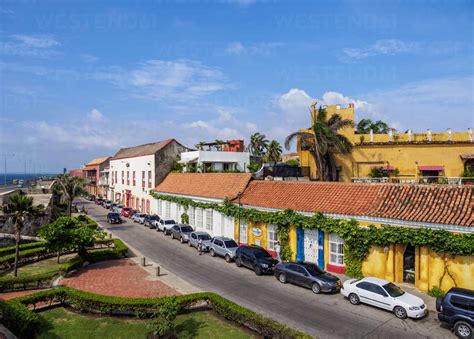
188, 231, 212, 251
120, 207, 134, 218
437, 287, 474, 338
170, 224, 194, 243
104, 200, 112, 209
110, 203, 117, 211
113, 205, 123, 214
88, 195, 96, 201
106, 212, 123, 224
136, 213, 148, 224
208, 237, 239, 263
274, 262, 341, 294
235, 245, 278, 275
131, 213, 145, 223
157, 219, 178, 234
341, 277, 427, 319
146, 215, 161, 229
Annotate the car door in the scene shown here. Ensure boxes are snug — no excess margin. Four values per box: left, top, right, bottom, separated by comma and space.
296, 266, 312, 288
240, 248, 252, 268
213, 240, 223, 255
369, 284, 392, 310
286, 264, 299, 284
355, 282, 378, 306
190, 233, 197, 247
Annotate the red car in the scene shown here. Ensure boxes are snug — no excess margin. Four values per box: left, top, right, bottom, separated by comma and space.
120, 208, 134, 218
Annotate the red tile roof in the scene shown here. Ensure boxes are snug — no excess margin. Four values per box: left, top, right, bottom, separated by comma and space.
237, 180, 473, 227
153, 173, 252, 200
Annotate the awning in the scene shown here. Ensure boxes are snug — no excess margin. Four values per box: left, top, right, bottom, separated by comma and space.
418, 165, 444, 171
179, 157, 198, 164
370, 165, 395, 170
460, 154, 474, 160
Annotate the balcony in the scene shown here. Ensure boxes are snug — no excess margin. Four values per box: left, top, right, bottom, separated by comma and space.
351, 176, 474, 186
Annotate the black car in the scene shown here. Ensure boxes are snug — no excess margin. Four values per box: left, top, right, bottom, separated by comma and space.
274, 262, 341, 294
106, 212, 122, 224
145, 215, 161, 229
235, 245, 278, 276
437, 287, 474, 338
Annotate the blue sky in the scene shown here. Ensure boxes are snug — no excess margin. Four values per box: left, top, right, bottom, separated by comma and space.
1, 0, 473, 173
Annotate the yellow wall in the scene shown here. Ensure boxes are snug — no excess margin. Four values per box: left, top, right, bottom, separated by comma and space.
298, 104, 473, 181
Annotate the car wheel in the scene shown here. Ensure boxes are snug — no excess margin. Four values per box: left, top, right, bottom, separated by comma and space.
349, 293, 360, 305
225, 254, 232, 263
180, 237, 184, 243
254, 265, 263, 276
235, 257, 242, 267
188, 241, 193, 247
454, 321, 472, 339
210, 249, 215, 257
393, 306, 407, 319
278, 273, 287, 283
311, 283, 321, 294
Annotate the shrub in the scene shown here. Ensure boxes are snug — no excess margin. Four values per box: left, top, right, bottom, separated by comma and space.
76, 214, 99, 229
0, 299, 42, 339
0, 272, 57, 292
148, 296, 179, 336
428, 286, 446, 298
0, 246, 49, 270
0, 241, 45, 257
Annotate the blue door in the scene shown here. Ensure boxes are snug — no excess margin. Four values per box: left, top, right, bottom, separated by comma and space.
318, 230, 325, 268
296, 227, 304, 262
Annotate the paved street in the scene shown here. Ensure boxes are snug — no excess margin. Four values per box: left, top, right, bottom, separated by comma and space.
80, 199, 453, 339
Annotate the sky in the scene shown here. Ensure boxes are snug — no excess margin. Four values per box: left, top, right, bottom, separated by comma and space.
0, 0, 473, 173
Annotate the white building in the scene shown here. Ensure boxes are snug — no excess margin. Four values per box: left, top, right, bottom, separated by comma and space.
109, 139, 187, 213
180, 150, 250, 173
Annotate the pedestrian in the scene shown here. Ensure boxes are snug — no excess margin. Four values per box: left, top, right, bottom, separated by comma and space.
198, 237, 203, 255
275, 241, 281, 262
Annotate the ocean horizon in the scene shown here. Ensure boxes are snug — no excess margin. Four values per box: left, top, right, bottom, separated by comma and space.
0, 173, 57, 186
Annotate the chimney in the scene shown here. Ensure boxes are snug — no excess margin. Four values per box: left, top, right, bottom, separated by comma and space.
427, 129, 432, 142
348, 103, 355, 108
447, 128, 452, 141
407, 129, 412, 142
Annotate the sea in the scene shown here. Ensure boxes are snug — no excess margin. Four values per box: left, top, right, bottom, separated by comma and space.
0, 173, 57, 186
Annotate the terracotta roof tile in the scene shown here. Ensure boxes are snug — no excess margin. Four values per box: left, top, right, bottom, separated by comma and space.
85, 157, 110, 166
153, 173, 252, 200
111, 139, 179, 160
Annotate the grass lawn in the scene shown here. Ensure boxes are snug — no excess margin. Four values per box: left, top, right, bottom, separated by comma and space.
38, 307, 255, 339
3, 254, 78, 278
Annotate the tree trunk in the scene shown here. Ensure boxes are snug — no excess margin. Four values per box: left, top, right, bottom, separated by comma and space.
13, 222, 22, 277
327, 153, 338, 181
57, 251, 61, 263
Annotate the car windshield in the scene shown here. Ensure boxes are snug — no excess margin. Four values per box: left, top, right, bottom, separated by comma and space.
254, 249, 271, 259
224, 240, 238, 248
165, 220, 176, 225
304, 264, 324, 276
150, 216, 159, 220
109, 213, 119, 218
383, 282, 405, 297
198, 234, 211, 240
181, 226, 193, 232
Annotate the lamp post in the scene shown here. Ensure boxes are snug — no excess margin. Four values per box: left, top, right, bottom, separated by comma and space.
237, 191, 242, 245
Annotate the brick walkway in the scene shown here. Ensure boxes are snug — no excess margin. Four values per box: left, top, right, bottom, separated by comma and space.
60, 259, 179, 298
0, 289, 44, 300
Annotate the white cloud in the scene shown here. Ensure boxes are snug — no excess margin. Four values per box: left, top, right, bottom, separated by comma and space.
226, 41, 285, 56
80, 54, 99, 63
88, 108, 104, 122
1, 34, 60, 58
11, 34, 59, 48
341, 39, 413, 61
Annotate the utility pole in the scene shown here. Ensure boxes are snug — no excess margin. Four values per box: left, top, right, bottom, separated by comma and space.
1, 153, 14, 187
237, 191, 242, 245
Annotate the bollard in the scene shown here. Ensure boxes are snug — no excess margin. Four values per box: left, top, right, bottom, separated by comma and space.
156, 266, 160, 277
141, 257, 146, 267
109, 233, 112, 239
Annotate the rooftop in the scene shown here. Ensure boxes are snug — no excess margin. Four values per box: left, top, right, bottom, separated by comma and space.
85, 157, 110, 166
111, 139, 175, 160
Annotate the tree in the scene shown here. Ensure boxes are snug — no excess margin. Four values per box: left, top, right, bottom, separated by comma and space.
194, 141, 206, 150
170, 157, 185, 173
38, 216, 77, 263
1, 194, 42, 277
214, 139, 226, 151
148, 297, 179, 337
53, 175, 85, 216
264, 140, 283, 164
285, 159, 300, 166
247, 161, 262, 173
356, 119, 393, 134
247, 133, 269, 157
285, 103, 354, 181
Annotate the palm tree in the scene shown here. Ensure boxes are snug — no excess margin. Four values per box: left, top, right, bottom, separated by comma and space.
194, 141, 206, 150
357, 119, 392, 134
285, 103, 354, 181
214, 139, 226, 151
247, 133, 269, 157
265, 140, 283, 164
2, 194, 41, 277
53, 175, 85, 216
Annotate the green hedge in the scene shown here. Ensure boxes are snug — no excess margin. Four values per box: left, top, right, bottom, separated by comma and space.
0, 299, 42, 339
0, 241, 45, 256
76, 214, 99, 229
0, 272, 57, 292
13, 287, 310, 338
0, 246, 49, 269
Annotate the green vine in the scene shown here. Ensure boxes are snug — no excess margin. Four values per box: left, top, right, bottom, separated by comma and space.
150, 192, 474, 278
276, 224, 293, 261
180, 213, 189, 224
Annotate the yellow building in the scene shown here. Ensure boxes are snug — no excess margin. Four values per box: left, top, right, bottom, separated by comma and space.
298, 104, 474, 182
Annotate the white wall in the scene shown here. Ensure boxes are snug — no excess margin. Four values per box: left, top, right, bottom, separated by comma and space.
181, 150, 250, 172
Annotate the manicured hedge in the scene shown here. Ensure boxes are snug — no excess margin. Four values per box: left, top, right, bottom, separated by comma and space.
0, 246, 49, 270
0, 241, 45, 256
13, 287, 311, 338
0, 272, 57, 292
76, 214, 99, 229
0, 298, 42, 339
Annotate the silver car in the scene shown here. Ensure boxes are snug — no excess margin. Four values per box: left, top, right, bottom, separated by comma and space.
131, 213, 145, 223
188, 231, 212, 251
158, 219, 178, 234
209, 237, 239, 263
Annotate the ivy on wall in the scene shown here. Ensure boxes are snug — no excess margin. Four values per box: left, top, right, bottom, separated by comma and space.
150, 192, 474, 278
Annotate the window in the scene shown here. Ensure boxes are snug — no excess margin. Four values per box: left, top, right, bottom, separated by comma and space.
451, 296, 471, 311
189, 207, 195, 226
267, 224, 278, 251
176, 204, 181, 222
329, 233, 344, 266
132, 171, 136, 186
239, 221, 247, 244
297, 266, 307, 275
205, 210, 213, 230
142, 171, 145, 187
214, 239, 223, 247
157, 200, 162, 216
356, 282, 372, 291
127, 171, 130, 185
370, 284, 388, 297
121, 171, 124, 184
146, 200, 150, 213
288, 264, 298, 272
196, 208, 203, 228
165, 201, 171, 218
148, 170, 152, 188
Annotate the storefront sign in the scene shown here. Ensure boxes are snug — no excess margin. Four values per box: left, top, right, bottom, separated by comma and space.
252, 228, 262, 237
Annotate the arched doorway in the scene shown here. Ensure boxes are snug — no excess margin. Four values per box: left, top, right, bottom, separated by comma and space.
403, 244, 415, 284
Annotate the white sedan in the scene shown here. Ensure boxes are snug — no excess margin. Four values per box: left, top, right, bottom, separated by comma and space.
341, 277, 427, 319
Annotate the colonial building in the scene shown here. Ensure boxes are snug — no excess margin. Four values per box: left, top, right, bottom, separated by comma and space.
298, 104, 473, 183
153, 173, 473, 292
82, 157, 110, 196
109, 139, 187, 213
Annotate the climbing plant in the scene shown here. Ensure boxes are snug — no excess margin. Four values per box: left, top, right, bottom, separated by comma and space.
150, 192, 474, 278
180, 212, 189, 224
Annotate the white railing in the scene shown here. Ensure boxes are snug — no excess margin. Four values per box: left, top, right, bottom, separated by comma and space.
352, 176, 474, 186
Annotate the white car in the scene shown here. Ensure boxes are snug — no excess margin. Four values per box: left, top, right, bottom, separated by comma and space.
341, 277, 427, 319
157, 219, 178, 234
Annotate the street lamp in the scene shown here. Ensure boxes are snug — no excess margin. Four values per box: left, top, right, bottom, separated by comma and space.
237, 191, 242, 245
